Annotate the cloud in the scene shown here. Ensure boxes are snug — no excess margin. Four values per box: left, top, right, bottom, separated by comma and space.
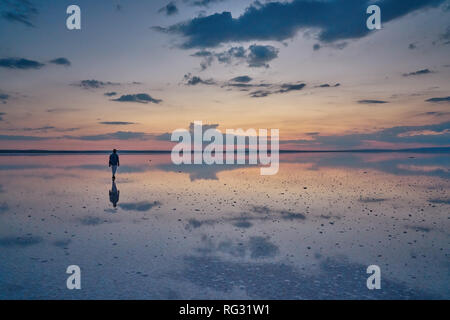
180, 73, 306, 98
4, 126, 79, 134
185, 0, 228, 7
14, 126, 55, 132
247, 44, 279, 68
99, 121, 136, 125
112, 93, 162, 104
425, 96, 450, 103
0, 0, 38, 27
250, 82, 306, 98
104, 92, 117, 96
119, 201, 161, 212
0, 94, 9, 104
277, 83, 306, 93
155, 0, 446, 48
49, 57, 71, 66
358, 99, 389, 104
284, 121, 450, 148
0, 57, 44, 69
192, 45, 279, 69
317, 83, 341, 88
77, 80, 119, 89
65, 131, 155, 141
418, 111, 450, 117
0, 134, 50, 141
403, 69, 434, 77
230, 76, 252, 83
183, 73, 216, 85
158, 2, 178, 16
408, 43, 417, 50
46, 108, 80, 113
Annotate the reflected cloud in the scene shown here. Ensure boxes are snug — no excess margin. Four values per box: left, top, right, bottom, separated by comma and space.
287, 153, 450, 179
186, 205, 307, 230
156, 163, 251, 181
195, 235, 279, 260
428, 198, 450, 204
52, 239, 72, 249
0, 236, 43, 247
179, 255, 441, 299
119, 201, 161, 212
78, 216, 109, 226
358, 197, 387, 203
0, 203, 8, 214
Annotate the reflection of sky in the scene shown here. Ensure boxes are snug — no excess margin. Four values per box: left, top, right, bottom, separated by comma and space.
0, 153, 448, 299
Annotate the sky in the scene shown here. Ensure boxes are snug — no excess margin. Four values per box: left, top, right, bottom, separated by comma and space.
0, 0, 449, 150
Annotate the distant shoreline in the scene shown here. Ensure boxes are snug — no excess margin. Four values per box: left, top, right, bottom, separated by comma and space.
0, 147, 448, 154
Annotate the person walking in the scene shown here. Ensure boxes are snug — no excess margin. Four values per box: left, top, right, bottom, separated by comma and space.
109, 149, 120, 180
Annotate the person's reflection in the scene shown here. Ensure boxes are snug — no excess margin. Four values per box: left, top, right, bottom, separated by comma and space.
109, 180, 120, 208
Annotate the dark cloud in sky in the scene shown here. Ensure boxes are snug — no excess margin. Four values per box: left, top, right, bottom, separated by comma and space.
0, 0, 38, 27
0, 134, 49, 141
182, 73, 306, 97
185, 0, 228, 7
230, 76, 253, 83
283, 121, 450, 148
317, 83, 341, 88
250, 82, 306, 98
247, 45, 279, 68
65, 131, 154, 141
192, 45, 279, 69
104, 92, 117, 97
183, 73, 216, 85
425, 96, 450, 103
46, 108, 80, 113
158, 2, 178, 16
403, 69, 433, 77
49, 57, 71, 66
358, 99, 389, 104
155, 0, 446, 48
99, 121, 136, 125
78, 80, 119, 89
418, 111, 450, 117
276, 83, 306, 94
17, 126, 55, 132
0, 57, 44, 69
112, 93, 162, 104
0, 94, 9, 104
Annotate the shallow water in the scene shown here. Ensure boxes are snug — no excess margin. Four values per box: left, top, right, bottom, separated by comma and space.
0, 152, 448, 299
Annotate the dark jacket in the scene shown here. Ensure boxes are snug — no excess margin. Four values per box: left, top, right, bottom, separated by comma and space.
109, 153, 120, 166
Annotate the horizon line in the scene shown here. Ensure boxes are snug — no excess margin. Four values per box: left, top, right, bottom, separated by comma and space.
0, 147, 449, 154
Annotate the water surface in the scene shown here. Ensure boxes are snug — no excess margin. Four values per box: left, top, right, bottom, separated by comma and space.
0, 152, 448, 299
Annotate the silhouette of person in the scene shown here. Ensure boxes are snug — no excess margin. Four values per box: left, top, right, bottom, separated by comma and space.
109, 180, 120, 208
109, 149, 120, 180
